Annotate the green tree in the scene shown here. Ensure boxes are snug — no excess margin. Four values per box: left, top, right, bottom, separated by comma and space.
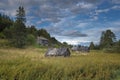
62, 42, 70, 47
100, 31, 105, 48
26, 25, 37, 37
11, 6, 27, 48
89, 42, 95, 50
12, 21, 27, 48
100, 29, 116, 49
16, 6, 26, 23
50, 37, 58, 44
37, 29, 51, 39
0, 14, 13, 33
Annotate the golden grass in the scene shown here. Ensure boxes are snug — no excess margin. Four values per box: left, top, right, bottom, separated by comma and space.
0, 48, 120, 80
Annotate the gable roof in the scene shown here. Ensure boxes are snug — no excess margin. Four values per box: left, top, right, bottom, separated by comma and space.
37, 36, 48, 41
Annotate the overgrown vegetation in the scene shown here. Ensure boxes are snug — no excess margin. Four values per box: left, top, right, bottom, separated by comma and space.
89, 30, 120, 53
0, 6, 65, 48
0, 48, 120, 80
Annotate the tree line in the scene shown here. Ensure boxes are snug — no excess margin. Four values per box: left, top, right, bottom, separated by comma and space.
0, 6, 62, 48
89, 30, 120, 53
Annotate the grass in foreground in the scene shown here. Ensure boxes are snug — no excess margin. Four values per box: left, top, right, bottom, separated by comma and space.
0, 48, 120, 80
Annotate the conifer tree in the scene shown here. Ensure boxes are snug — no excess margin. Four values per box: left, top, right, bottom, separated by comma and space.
12, 6, 27, 48
89, 42, 95, 50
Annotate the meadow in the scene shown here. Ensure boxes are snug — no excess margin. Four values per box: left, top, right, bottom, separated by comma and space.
0, 47, 120, 80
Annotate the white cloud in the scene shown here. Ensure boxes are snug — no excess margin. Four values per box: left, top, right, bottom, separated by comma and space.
108, 21, 120, 32
76, 22, 90, 28
36, 21, 42, 24
96, 8, 110, 13
61, 38, 81, 45
36, 18, 53, 25
112, 0, 120, 4
93, 16, 98, 20
26, 20, 33, 26
111, 5, 120, 9
54, 36, 88, 45
76, 2, 94, 9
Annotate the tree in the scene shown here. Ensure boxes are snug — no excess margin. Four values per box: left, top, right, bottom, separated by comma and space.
89, 42, 95, 50
100, 31, 105, 48
0, 14, 13, 39
11, 6, 27, 48
0, 14, 13, 32
37, 29, 51, 39
50, 37, 57, 43
12, 22, 27, 48
100, 29, 116, 49
26, 25, 37, 37
62, 42, 70, 47
16, 6, 26, 23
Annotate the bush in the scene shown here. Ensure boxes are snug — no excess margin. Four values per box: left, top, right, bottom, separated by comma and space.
103, 45, 120, 53
26, 34, 36, 46
0, 39, 9, 47
0, 33, 5, 39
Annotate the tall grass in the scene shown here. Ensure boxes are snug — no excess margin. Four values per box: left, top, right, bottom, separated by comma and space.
0, 39, 9, 48
0, 48, 120, 80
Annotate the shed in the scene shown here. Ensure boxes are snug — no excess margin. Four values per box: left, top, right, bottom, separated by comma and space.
37, 36, 49, 46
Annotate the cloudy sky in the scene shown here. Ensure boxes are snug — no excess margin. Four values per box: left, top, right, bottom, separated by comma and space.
0, 0, 120, 45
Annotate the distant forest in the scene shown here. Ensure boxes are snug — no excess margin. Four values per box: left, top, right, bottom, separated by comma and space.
0, 6, 120, 53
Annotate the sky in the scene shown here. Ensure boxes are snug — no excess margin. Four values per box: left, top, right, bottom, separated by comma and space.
0, 0, 120, 45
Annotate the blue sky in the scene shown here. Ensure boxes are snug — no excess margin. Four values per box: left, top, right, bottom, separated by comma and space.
0, 0, 120, 45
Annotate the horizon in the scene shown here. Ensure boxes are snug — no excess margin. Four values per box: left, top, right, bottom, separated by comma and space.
0, 0, 120, 45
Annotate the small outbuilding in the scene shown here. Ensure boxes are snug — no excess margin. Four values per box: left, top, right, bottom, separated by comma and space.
71, 45, 90, 53
37, 36, 49, 46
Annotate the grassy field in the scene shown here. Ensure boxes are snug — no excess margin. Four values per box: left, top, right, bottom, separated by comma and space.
0, 48, 120, 80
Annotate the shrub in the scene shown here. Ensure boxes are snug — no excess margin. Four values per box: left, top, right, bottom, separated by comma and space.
26, 34, 36, 46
